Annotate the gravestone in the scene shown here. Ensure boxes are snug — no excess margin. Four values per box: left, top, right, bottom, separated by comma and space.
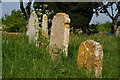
27, 11, 40, 46
42, 14, 48, 37
49, 13, 70, 58
115, 26, 120, 36
77, 40, 103, 77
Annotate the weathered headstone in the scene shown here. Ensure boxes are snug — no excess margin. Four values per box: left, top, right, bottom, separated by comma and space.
27, 11, 40, 46
42, 14, 48, 37
49, 13, 70, 58
77, 40, 103, 77
115, 26, 120, 36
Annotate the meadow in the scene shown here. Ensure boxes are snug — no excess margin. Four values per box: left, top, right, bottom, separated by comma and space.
2, 32, 120, 78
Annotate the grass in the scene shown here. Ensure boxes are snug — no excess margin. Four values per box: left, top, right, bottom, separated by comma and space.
2, 32, 120, 78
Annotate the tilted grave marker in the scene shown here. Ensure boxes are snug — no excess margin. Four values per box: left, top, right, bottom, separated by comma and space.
77, 40, 103, 77
27, 11, 40, 46
49, 13, 71, 59
115, 26, 120, 36
42, 14, 48, 38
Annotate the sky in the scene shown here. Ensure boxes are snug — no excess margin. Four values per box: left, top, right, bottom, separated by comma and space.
0, 2, 115, 24
0, 3, 1, 19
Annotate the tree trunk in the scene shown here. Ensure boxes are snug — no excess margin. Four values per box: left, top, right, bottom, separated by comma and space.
112, 19, 118, 34
26, 0, 32, 19
20, 0, 32, 20
20, 0, 28, 20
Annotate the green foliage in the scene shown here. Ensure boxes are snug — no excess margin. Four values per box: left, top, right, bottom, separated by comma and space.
2, 10, 27, 32
89, 22, 112, 33
88, 24, 99, 34
96, 22, 112, 32
33, 3, 54, 28
33, 2, 95, 33
2, 32, 119, 78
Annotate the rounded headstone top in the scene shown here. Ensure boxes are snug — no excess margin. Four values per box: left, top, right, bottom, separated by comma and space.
77, 40, 103, 77
56, 13, 71, 24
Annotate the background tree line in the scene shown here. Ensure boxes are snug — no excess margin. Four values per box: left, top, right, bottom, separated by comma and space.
2, 1, 120, 35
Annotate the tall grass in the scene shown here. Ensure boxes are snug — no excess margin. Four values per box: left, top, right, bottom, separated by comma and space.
2, 33, 119, 78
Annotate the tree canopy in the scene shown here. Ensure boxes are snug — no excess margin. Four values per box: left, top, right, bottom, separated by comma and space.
33, 2, 97, 33
94, 1, 120, 34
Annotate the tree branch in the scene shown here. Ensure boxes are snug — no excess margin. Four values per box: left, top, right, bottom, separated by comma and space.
20, 0, 28, 20
114, 2, 120, 20
103, 5, 114, 20
111, 5, 114, 17
26, 0, 32, 18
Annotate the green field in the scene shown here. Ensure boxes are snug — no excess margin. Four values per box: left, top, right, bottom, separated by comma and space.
2, 32, 120, 78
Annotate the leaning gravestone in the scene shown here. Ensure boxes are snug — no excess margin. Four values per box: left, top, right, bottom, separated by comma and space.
27, 11, 40, 46
115, 26, 120, 36
77, 40, 103, 77
42, 14, 48, 38
49, 13, 71, 59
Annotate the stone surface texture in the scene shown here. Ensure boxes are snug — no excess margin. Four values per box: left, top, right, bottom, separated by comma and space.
42, 14, 48, 37
49, 13, 70, 57
27, 11, 40, 46
115, 26, 120, 36
77, 40, 103, 77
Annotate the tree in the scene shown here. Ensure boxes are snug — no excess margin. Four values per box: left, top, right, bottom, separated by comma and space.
20, 0, 32, 20
94, 1, 120, 34
33, 2, 97, 34
2, 10, 27, 32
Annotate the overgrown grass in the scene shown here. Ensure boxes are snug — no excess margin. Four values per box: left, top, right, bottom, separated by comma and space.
2, 32, 119, 78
